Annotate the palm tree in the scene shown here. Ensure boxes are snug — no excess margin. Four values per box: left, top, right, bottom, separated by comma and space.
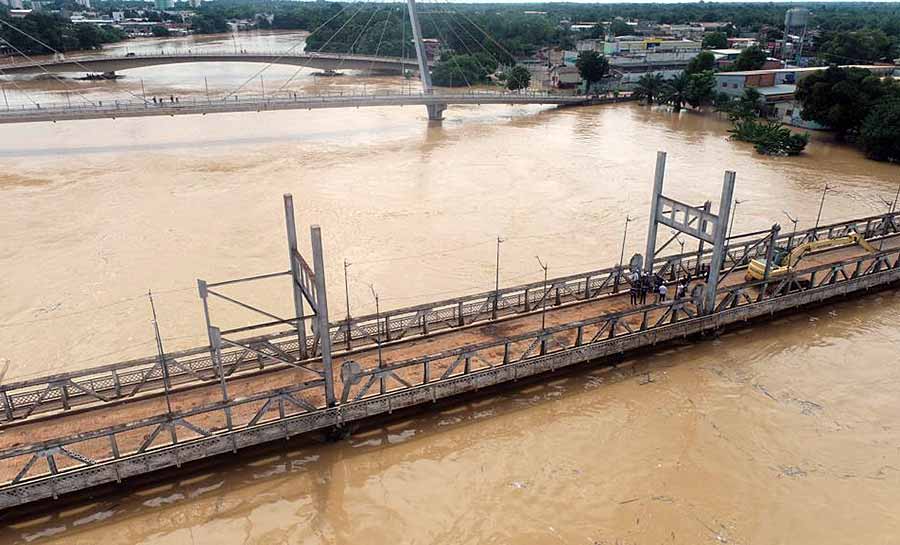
633, 73, 664, 104
660, 72, 691, 111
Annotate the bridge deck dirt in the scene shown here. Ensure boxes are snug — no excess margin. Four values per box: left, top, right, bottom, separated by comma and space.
1, 237, 894, 479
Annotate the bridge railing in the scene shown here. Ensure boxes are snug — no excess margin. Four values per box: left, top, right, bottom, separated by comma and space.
1, 239, 897, 495
1, 211, 895, 424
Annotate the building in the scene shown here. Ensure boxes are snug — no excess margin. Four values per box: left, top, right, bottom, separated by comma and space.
550, 65, 580, 89
0, 0, 24, 9
604, 38, 701, 85
714, 65, 897, 127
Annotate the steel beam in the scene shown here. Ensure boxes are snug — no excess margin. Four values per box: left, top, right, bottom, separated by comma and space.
310, 226, 336, 407
284, 194, 309, 360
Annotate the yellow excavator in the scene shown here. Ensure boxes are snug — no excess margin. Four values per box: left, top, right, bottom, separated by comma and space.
745, 231, 877, 282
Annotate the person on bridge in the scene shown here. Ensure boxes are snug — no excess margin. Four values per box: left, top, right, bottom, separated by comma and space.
639, 274, 650, 305
629, 270, 640, 305
657, 283, 668, 303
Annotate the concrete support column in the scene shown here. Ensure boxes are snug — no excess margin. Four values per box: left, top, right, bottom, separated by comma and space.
703, 171, 736, 313
284, 194, 308, 360
311, 225, 336, 407
644, 151, 667, 273
406, 0, 446, 121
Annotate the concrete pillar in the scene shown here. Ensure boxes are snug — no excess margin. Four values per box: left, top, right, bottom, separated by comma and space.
310, 225, 336, 407
644, 151, 667, 273
703, 171, 736, 313
406, 0, 445, 121
284, 194, 308, 360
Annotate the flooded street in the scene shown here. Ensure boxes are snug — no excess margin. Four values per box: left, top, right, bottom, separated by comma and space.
1, 30, 900, 544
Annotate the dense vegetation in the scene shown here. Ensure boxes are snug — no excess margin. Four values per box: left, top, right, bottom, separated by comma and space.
796, 65, 900, 161
0, 12, 125, 54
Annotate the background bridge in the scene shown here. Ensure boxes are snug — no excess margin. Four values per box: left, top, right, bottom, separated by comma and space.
0, 51, 423, 76
0, 91, 620, 124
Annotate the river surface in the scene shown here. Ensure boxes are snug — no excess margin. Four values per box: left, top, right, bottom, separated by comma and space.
1, 31, 900, 544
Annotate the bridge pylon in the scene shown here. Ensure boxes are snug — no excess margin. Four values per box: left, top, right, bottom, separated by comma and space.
406, 0, 446, 121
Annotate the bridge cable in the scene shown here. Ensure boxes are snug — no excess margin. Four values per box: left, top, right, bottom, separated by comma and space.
278, 1, 383, 94
429, 8, 492, 83
0, 19, 151, 106
220, 2, 356, 101
439, 5, 507, 73
422, 4, 473, 89
0, 66, 43, 108
0, 36, 98, 107
365, 8, 394, 77
447, 7, 517, 66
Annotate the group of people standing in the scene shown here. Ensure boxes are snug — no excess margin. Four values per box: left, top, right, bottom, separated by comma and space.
627, 270, 689, 306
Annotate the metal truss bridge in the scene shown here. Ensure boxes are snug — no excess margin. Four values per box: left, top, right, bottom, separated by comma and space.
0, 152, 899, 510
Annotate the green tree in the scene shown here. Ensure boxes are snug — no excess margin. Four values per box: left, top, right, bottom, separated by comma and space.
858, 100, 900, 161
817, 29, 895, 64
686, 70, 716, 108
575, 51, 609, 90
660, 72, 691, 111
151, 25, 170, 37
795, 66, 895, 139
685, 51, 716, 75
633, 72, 665, 104
729, 46, 767, 71
505, 65, 531, 91
730, 119, 809, 155
432, 54, 494, 87
609, 19, 631, 37
702, 32, 728, 49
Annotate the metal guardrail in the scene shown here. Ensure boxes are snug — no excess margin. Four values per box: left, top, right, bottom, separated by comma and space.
0, 211, 895, 425
1, 235, 897, 503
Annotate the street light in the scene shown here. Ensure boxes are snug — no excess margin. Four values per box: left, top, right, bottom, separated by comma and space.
618, 215, 632, 269
728, 198, 744, 240
343, 259, 352, 349
535, 256, 548, 331
493, 236, 504, 320
814, 184, 831, 233
368, 284, 383, 370
783, 210, 799, 249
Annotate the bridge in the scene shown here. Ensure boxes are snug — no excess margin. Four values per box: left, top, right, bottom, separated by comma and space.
0, 51, 423, 76
0, 91, 622, 124
0, 153, 898, 510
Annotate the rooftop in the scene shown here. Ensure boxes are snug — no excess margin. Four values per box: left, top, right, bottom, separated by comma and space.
720, 65, 893, 77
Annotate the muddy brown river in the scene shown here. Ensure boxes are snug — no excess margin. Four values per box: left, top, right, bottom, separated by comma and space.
1, 30, 899, 544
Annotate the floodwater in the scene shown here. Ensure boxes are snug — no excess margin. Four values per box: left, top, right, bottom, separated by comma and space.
1, 30, 900, 544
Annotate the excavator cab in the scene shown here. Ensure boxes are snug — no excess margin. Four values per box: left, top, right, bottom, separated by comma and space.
745, 231, 876, 282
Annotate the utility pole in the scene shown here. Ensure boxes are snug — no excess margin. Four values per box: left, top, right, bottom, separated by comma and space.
535, 256, 548, 331
493, 236, 503, 320
814, 184, 830, 234
140, 78, 146, 103
148, 290, 173, 416
260, 74, 266, 100
892, 181, 900, 214
205, 76, 210, 104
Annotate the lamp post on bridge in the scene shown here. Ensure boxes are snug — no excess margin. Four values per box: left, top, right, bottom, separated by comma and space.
493, 236, 503, 320
813, 184, 831, 235
343, 259, 352, 350
728, 198, 744, 240
535, 256, 548, 332
783, 210, 799, 250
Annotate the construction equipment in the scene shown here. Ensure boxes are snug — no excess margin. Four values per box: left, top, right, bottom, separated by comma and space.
745, 231, 877, 281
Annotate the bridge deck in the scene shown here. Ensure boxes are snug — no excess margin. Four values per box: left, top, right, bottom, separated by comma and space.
1, 234, 897, 485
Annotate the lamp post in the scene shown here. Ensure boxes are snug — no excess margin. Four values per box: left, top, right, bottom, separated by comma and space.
783, 210, 799, 250
813, 184, 830, 234
343, 259, 352, 349
148, 290, 173, 416
618, 215, 632, 269
535, 256, 548, 331
728, 198, 744, 240
892, 181, 900, 214
368, 284, 383, 368
493, 236, 503, 320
